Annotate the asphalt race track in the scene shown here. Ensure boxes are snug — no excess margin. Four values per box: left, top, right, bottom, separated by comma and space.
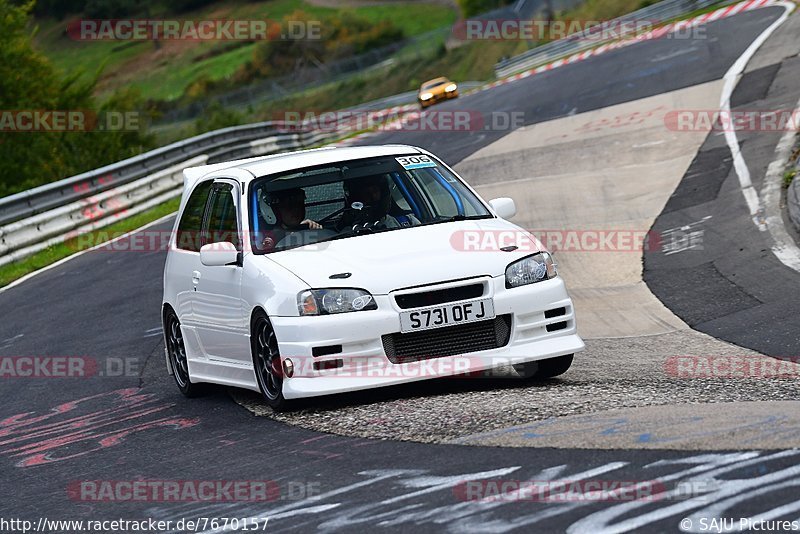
2, 5, 800, 533
644, 51, 800, 357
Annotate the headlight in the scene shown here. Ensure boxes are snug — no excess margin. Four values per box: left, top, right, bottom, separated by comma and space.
297, 288, 377, 315
505, 252, 557, 288
419, 92, 434, 100
444, 83, 457, 92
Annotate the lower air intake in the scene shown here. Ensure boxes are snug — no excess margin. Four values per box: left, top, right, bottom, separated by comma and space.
382, 315, 512, 364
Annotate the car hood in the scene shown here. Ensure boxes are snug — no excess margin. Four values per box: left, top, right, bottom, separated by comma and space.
424, 86, 447, 96
265, 219, 542, 294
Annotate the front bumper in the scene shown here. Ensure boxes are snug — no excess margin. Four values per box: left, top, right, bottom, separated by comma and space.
270, 275, 583, 399
418, 90, 459, 107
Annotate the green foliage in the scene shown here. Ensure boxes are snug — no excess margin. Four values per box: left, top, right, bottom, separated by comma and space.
32, 0, 86, 18
237, 10, 404, 83
326, 12, 405, 56
456, 0, 504, 17
193, 101, 244, 134
563, 0, 650, 22
0, 0, 154, 198
784, 169, 797, 189
241, 11, 327, 80
84, 0, 141, 18
170, 0, 219, 12
34, 0, 220, 18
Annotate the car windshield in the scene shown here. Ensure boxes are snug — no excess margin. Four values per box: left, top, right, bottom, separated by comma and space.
249, 154, 492, 253
422, 80, 447, 90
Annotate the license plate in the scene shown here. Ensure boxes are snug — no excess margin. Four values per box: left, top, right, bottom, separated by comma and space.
399, 298, 495, 333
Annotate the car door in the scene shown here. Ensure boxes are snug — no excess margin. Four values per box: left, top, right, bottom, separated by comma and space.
192, 178, 250, 364
168, 179, 214, 328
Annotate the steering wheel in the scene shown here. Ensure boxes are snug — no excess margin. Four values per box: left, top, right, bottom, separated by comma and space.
333, 202, 378, 231
319, 202, 369, 225
319, 207, 346, 225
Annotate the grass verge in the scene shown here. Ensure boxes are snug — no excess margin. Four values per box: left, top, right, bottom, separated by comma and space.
785, 169, 797, 188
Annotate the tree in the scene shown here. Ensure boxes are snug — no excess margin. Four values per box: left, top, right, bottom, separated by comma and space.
0, 0, 153, 197
456, 0, 506, 18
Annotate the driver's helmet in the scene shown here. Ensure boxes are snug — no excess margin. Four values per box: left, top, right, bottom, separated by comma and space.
267, 188, 305, 225
344, 175, 391, 218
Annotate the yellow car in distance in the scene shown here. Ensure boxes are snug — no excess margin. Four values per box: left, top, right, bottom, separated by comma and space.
418, 77, 459, 108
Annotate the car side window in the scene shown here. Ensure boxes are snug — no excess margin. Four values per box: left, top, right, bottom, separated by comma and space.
408, 168, 484, 218
176, 180, 213, 252
204, 183, 240, 250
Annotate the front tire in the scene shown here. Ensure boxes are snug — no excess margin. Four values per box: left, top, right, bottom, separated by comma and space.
251, 312, 288, 411
164, 309, 205, 397
514, 354, 574, 380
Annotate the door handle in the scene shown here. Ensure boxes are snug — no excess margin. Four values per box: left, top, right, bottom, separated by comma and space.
192, 270, 201, 285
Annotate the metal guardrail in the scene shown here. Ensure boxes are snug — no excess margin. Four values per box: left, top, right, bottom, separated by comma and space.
0, 123, 340, 267
495, 0, 721, 78
0, 122, 314, 227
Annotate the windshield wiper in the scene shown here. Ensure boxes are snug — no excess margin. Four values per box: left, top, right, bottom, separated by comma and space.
441, 214, 494, 222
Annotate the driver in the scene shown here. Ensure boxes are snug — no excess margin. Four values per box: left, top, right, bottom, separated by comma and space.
342, 175, 419, 230
260, 188, 321, 250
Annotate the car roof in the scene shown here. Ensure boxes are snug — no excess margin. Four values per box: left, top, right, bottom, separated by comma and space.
240, 144, 421, 176
183, 144, 423, 192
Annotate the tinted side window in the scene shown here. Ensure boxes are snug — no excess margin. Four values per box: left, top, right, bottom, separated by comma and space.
205, 183, 240, 249
176, 181, 212, 252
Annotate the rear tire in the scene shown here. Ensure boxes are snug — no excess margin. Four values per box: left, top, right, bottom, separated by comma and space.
514, 354, 573, 380
251, 312, 289, 411
164, 309, 205, 397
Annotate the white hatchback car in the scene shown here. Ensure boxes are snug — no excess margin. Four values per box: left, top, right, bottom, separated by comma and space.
162, 145, 583, 409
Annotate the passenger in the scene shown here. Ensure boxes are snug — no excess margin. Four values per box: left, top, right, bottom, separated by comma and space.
343, 175, 420, 229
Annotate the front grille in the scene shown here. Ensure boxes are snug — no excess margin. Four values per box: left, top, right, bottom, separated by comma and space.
382, 315, 512, 364
394, 283, 484, 309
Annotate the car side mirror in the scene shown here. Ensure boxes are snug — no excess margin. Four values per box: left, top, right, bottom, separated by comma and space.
489, 197, 516, 219
200, 242, 239, 267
